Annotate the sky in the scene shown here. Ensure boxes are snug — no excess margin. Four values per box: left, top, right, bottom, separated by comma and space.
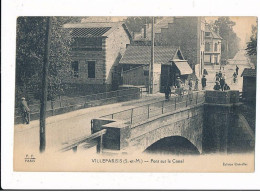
205, 16, 257, 48
82, 16, 257, 49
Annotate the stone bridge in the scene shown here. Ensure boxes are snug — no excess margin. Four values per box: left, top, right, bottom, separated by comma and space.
91, 90, 254, 154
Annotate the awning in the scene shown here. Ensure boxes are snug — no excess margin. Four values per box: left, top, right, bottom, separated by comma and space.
174, 61, 193, 75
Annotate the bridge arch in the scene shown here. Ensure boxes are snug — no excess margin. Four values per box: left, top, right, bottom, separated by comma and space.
143, 136, 200, 155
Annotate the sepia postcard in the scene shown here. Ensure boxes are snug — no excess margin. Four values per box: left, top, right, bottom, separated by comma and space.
12, 16, 258, 173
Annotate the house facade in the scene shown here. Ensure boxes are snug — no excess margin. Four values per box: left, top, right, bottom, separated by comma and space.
63, 21, 131, 93
204, 24, 222, 68
119, 45, 193, 93
132, 17, 206, 79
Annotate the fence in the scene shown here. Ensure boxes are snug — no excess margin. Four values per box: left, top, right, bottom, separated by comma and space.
100, 90, 206, 125
15, 87, 141, 124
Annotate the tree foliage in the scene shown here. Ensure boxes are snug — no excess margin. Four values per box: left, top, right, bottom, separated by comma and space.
246, 24, 257, 68
16, 17, 82, 101
212, 17, 241, 60
246, 24, 257, 56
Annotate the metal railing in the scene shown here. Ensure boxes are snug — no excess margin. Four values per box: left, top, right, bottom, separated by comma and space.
60, 129, 107, 153
15, 87, 140, 121
100, 90, 206, 125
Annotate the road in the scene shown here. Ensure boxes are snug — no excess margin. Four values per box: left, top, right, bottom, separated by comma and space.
205, 49, 253, 91
14, 94, 165, 154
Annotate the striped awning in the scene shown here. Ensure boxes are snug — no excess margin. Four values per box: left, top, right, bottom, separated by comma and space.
174, 61, 193, 75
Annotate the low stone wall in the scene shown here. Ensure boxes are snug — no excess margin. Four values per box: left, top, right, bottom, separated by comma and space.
205, 90, 239, 104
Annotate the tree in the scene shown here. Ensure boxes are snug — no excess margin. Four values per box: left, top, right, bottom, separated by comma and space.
15, 17, 82, 103
246, 24, 257, 68
213, 17, 241, 60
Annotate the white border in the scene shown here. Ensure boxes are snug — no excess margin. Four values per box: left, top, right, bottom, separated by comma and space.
2, 0, 260, 190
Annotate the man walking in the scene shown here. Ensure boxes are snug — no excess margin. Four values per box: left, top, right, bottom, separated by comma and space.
20, 97, 30, 124
236, 65, 239, 75
201, 75, 207, 90
220, 76, 225, 91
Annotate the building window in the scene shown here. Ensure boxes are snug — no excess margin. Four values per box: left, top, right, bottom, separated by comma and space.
214, 43, 218, 52
87, 61, 96, 78
205, 32, 210, 37
144, 70, 149, 76
205, 43, 210, 52
71, 61, 79, 77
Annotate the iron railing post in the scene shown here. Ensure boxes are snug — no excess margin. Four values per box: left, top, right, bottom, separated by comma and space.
148, 104, 150, 119
162, 101, 164, 114
131, 108, 134, 124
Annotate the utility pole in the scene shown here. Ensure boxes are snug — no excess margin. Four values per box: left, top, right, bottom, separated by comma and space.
40, 17, 52, 153
149, 17, 154, 94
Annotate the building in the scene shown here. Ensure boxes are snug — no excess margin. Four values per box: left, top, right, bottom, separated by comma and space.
204, 24, 222, 69
119, 45, 193, 93
241, 68, 256, 104
63, 21, 132, 93
132, 17, 206, 79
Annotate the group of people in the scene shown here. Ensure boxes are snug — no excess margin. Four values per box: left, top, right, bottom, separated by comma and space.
213, 71, 230, 91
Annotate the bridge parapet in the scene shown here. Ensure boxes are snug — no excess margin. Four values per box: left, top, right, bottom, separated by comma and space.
205, 90, 240, 104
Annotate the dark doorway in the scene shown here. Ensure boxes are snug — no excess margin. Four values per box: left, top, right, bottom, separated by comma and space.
144, 136, 200, 155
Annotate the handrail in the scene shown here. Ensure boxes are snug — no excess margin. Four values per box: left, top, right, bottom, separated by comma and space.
100, 90, 205, 124
15, 87, 137, 109
61, 129, 107, 153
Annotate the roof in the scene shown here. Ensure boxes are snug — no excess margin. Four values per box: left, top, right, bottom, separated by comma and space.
119, 46, 179, 65
63, 22, 132, 39
134, 17, 174, 41
241, 68, 256, 77
205, 25, 222, 39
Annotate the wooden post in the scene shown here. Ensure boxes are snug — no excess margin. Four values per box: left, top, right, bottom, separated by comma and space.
175, 97, 177, 110
186, 95, 188, 107
149, 17, 154, 94
196, 92, 198, 104
39, 17, 52, 153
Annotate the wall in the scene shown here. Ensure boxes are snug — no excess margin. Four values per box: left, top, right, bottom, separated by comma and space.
65, 41, 106, 85
122, 66, 147, 86
106, 25, 130, 84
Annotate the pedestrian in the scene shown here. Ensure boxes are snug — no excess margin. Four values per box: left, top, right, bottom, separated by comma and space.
233, 72, 237, 83
218, 71, 222, 79
213, 81, 221, 91
194, 78, 199, 91
176, 76, 182, 88
20, 97, 30, 124
215, 72, 220, 82
220, 77, 225, 91
224, 83, 230, 91
201, 75, 207, 90
188, 78, 193, 91
164, 84, 171, 100
203, 69, 208, 75
236, 65, 239, 75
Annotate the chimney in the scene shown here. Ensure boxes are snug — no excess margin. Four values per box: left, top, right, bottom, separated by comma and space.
216, 27, 220, 35
132, 31, 135, 40
143, 24, 148, 39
